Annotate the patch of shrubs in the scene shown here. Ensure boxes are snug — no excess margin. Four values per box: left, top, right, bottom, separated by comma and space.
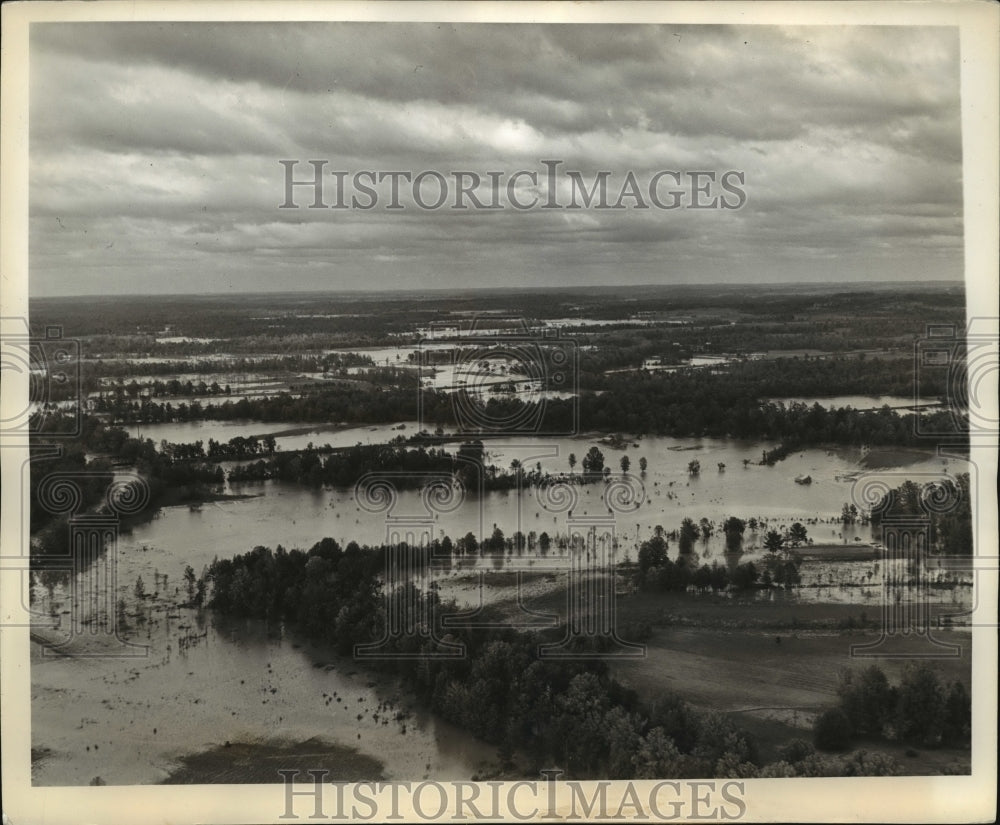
813, 708, 853, 751
812, 663, 971, 752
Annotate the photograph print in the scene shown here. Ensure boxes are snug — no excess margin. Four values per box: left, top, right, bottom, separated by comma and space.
3, 3, 997, 824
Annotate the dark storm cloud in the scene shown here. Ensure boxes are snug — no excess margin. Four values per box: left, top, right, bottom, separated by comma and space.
28, 22, 964, 295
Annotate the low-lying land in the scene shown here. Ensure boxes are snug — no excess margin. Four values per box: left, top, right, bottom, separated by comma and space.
26, 284, 976, 782
161, 738, 385, 784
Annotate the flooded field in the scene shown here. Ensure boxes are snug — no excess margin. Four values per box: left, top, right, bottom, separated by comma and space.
82, 430, 967, 575
31, 603, 495, 785
31, 410, 972, 784
30, 519, 971, 786
325, 343, 453, 365
25, 289, 980, 787
129, 420, 418, 451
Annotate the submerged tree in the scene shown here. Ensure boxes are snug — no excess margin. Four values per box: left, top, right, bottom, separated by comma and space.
723, 516, 746, 553
583, 446, 605, 477
763, 530, 785, 554
678, 518, 699, 555
184, 565, 197, 601
787, 522, 809, 547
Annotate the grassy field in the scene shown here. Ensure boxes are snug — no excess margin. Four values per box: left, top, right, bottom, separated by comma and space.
797, 543, 880, 562
507, 583, 973, 775
610, 624, 970, 717
606, 613, 971, 775
518, 586, 887, 631
161, 737, 385, 783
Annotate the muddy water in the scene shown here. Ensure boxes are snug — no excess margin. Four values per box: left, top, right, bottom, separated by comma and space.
79, 434, 968, 597
31, 597, 496, 786
202, 436, 960, 553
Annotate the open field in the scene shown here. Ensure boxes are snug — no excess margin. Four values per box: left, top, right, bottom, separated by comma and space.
471, 577, 972, 776
796, 544, 879, 561
612, 625, 971, 774
522, 587, 882, 630
611, 625, 970, 718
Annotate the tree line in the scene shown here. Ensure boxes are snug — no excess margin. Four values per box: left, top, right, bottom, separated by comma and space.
634, 518, 805, 594
813, 663, 970, 752
869, 475, 972, 555
226, 439, 617, 491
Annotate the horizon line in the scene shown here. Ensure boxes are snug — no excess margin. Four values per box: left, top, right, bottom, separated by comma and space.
28, 278, 966, 301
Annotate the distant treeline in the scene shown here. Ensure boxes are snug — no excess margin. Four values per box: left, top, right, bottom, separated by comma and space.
39, 352, 376, 400
31, 284, 963, 349
579, 332, 957, 381
714, 354, 948, 398
86, 361, 962, 448
567, 368, 955, 442
225, 439, 606, 491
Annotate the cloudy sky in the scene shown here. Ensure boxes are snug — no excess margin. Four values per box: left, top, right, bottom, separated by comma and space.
29, 22, 963, 296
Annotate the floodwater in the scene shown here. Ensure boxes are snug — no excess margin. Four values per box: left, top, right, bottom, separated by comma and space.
107, 433, 964, 583
84, 354, 289, 365
31, 599, 495, 785
98, 372, 286, 390
132, 420, 418, 451
31, 431, 970, 785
